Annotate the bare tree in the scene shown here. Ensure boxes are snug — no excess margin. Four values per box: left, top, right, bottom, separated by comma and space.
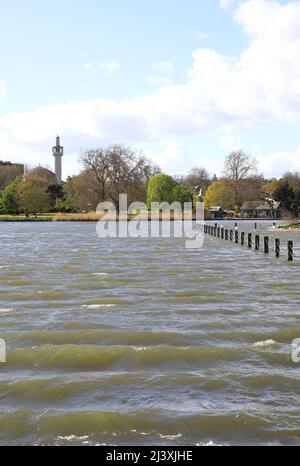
80, 144, 158, 211
183, 167, 211, 192
224, 150, 257, 206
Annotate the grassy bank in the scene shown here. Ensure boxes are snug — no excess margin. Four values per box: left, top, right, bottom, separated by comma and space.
53, 212, 198, 221
0, 211, 198, 222
0, 213, 55, 222
277, 221, 300, 230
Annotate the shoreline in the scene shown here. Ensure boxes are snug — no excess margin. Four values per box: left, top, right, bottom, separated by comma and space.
0, 216, 297, 223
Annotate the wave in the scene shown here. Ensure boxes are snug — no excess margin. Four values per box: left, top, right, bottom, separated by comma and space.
5, 329, 189, 347
7, 344, 243, 372
0, 409, 275, 445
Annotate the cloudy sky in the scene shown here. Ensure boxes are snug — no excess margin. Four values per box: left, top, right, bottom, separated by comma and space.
1, 0, 300, 179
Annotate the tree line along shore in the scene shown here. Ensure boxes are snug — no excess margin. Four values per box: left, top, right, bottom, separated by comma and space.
1, 144, 300, 224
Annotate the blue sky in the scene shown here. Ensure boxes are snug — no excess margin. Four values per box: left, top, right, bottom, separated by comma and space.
0, 0, 300, 179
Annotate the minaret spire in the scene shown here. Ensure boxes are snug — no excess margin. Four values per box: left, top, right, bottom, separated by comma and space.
52, 135, 64, 184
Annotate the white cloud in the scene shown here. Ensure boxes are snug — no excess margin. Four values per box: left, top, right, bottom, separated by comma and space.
195, 31, 209, 41
219, 0, 233, 10
153, 62, 175, 73
146, 75, 173, 87
1, 0, 300, 177
98, 60, 121, 74
84, 63, 94, 72
257, 146, 300, 178
147, 140, 187, 174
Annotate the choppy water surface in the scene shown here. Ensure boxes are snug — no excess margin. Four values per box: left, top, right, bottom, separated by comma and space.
0, 221, 300, 446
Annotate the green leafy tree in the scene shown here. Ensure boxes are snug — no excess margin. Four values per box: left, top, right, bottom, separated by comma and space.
17, 183, 52, 216
204, 180, 235, 210
147, 174, 176, 208
16, 167, 54, 216
0, 177, 21, 214
172, 184, 192, 207
47, 184, 64, 210
273, 180, 299, 216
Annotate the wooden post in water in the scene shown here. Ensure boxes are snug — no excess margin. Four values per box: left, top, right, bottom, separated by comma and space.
248, 233, 252, 248
235, 230, 239, 244
255, 235, 260, 250
217, 227, 220, 238
221, 228, 224, 239
287, 240, 294, 261
230, 230, 233, 241
275, 238, 280, 258
225, 229, 229, 241
241, 232, 245, 246
214, 226, 217, 237
254, 222, 257, 229
264, 236, 269, 254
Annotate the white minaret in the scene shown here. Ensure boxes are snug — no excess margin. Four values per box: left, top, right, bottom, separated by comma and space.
52, 135, 63, 184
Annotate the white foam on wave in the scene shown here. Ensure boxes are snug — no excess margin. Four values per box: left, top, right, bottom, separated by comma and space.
253, 339, 277, 348
82, 304, 116, 309
57, 435, 89, 441
196, 440, 222, 446
159, 433, 182, 440
93, 273, 108, 276
0, 308, 15, 314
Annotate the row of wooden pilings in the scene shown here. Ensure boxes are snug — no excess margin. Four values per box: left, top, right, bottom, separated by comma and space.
204, 224, 294, 261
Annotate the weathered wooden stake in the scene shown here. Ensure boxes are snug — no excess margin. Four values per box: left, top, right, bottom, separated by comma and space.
235, 231, 239, 244
230, 230, 233, 241
217, 227, 220, 238
248, 233, 252, 248
241, 232, 245, 246
255, 222, 257, 230
287, 240, 294, 261
221, 228, 224, 239
264, 236, 269, 254
275, 238, 280, 258
225, 229, 229, 241
255, 235, 260, 251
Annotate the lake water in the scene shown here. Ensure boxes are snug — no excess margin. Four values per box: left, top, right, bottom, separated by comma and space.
0, 221, 300, 446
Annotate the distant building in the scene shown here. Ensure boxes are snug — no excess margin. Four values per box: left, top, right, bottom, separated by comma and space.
0, 161, 24, 171
209, 206, 226, 219
0, 161, 24, 190
241, 200, 286, 219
